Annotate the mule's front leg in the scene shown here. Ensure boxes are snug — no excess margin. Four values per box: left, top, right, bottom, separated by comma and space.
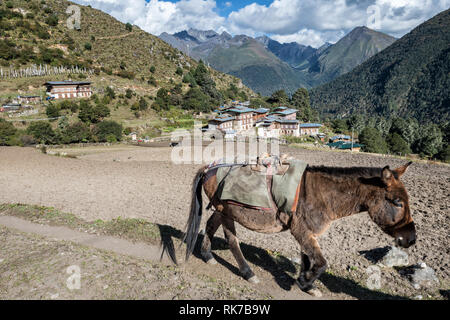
296, 236, 327, 296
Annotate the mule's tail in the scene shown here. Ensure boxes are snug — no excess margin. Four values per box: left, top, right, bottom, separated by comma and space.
183, 166, 207, 261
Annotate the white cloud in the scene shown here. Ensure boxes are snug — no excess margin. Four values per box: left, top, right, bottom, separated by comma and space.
271, 29, 345, 48
73, 0, 225, 35
72, 0, 450, 47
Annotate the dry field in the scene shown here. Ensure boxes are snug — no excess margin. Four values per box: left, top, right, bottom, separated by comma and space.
0, 145, 448, 300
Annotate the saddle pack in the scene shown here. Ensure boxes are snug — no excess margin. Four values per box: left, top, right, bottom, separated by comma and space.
209, 154, 307, 217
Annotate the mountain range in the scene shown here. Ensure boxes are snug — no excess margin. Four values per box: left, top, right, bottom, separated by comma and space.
310, 8, 450, 124
160, 26, 397, 95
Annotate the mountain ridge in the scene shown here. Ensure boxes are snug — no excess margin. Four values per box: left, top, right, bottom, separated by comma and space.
159, 26, 397, 95
310, 9, 450, 124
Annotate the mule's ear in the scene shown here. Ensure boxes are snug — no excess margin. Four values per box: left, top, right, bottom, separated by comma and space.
393, 162, 412, 178
381, 166, 393, 186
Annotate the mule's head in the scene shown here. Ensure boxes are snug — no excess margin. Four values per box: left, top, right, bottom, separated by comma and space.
364, 162, 416, 248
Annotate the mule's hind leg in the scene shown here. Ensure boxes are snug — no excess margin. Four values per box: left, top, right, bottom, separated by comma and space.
222, 217, 259, 284
200, 210, 222, 264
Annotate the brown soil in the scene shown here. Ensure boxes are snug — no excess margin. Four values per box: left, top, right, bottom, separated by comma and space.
0, 145, 448, 300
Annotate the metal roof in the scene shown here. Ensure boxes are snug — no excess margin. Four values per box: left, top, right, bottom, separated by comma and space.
299, 123, 322, 128
227, 107, 254, 113
254, 108, 270, 113
331, 135, 351, 140
270, 109, 297, 116
209, 116, 235, 122
44, 81, 91, 85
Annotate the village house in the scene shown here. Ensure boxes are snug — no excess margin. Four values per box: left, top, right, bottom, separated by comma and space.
208, 103, 322, 140
0, 103, 21, 113
226, 106, 255, 131
327, 140, 363, 152
256, 117, 280, 138
277, 119, 300, 137
18, 95, 41, 104
330, 134, 351, 143
270, 107, 298, 120
44, 81, 92, 100
208, 114, 235, 131
252, 107, 270, 122
299, 123, 322, 136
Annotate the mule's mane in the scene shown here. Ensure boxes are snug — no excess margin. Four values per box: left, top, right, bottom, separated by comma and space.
307, 165, 382, 178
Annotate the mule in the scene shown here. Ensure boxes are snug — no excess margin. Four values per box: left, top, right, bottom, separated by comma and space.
183, 161, 416, 295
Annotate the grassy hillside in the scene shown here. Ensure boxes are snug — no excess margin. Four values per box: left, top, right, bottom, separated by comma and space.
310, 9, 450, 124
0, 0, 253, 98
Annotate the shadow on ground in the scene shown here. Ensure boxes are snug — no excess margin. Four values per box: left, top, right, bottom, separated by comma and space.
156, 224, 409, 300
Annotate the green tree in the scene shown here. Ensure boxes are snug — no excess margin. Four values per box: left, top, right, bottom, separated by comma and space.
268, 90, 288, 105
359, 127, 389, 154
61, 122, 91, 144
150, 65, 156, 73
175, 67, 183, 76
414, 124, 443, 157
93, 104, 111, 121
78, 100, 95, 123
105, 86, 116, 99
46, 104, 60, 120
0, 118, 17, 145
390, 117, 419, 146
182, 87, 210, 112
192, 61, 222, 103
182, 72, 196, 86
331, 119, 349, 134
387, 133, 411, 155
152, 88, 170, 111
93, 121, 123, 142
437, 145, 450, 163
125, 89, 133, 99
26, 121, 56, 144
125, 23, 133, 32
348, 114, 366, 134
45, 14, 58, 27
291, 88, 314, 122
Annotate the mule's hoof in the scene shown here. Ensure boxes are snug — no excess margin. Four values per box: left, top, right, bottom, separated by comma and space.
247, 275, 260, 284
206, 258, 217, 265
306, 288, 323, 298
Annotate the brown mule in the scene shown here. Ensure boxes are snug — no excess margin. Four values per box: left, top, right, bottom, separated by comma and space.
183, 161, 416, 295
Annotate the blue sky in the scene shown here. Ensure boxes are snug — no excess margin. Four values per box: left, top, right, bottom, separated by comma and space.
73, 0, 450, 47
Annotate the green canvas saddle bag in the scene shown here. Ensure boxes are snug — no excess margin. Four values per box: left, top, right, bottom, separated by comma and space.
215, 159, 307, 216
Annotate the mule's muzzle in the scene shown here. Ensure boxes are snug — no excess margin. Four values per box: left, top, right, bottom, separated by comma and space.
394, 222, 416, 248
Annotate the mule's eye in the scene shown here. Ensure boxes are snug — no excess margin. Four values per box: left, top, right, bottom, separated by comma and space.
393, 199, 403, 208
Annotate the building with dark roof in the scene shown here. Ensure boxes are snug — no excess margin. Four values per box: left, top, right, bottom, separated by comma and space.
299, 123, 322, 135
44, 81, 92, 100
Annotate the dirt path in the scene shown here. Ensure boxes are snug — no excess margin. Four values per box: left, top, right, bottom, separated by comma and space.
0, 215, 168, 262
0, 146, 448, 299
0, 213, 318, 300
